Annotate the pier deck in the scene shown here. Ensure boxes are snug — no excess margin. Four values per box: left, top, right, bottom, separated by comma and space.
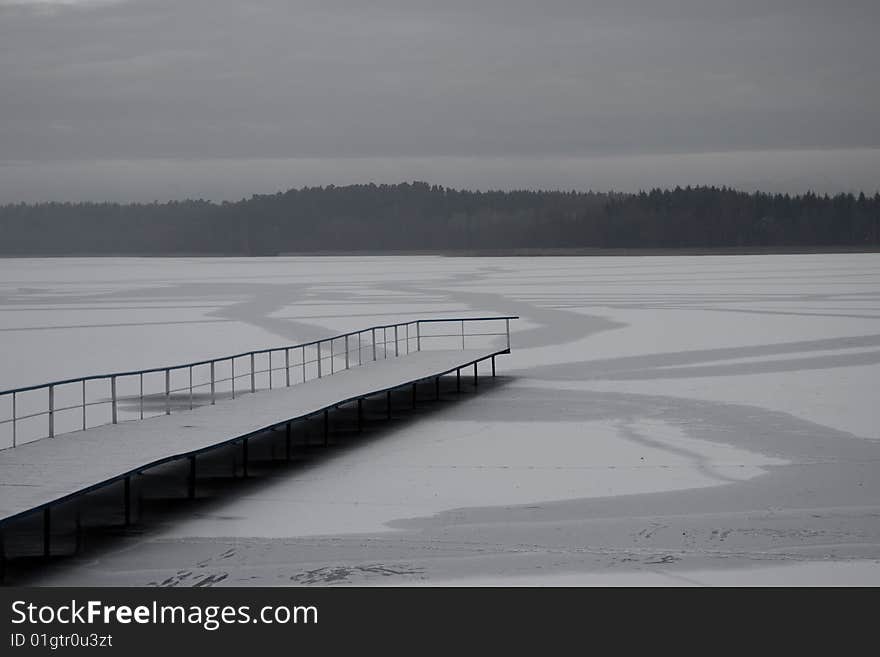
0, 347, 505, 528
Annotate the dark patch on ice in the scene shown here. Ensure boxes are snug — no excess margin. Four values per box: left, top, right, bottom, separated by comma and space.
644, 555, 681, 565
290, 563, 424, 585
518, 333, 880, 382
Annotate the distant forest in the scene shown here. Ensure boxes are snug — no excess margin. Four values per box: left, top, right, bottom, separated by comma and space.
1, 182, 878, 255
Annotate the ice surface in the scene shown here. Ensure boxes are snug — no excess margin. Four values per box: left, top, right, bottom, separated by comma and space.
2, 253, 879, 586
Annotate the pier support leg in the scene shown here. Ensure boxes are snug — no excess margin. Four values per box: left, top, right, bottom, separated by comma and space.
357, 399, 363, 433
242, 439, 248, 478
412, 383, 417, 409
457, 368, 461, 393
435, 376, 440, 401
323, 409, 329, 446
0, 527, 6, 584
124, 476, 131, 526
492, 355, 496, 378
43, 507, 51, 559
386, 390, 392, 420
188, 456, 196, 499
286, 422, 292, 461
75, 511, 83, 554
474, 362, 478, 387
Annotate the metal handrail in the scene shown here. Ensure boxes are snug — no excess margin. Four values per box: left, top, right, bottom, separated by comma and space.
0, 316, 517, 449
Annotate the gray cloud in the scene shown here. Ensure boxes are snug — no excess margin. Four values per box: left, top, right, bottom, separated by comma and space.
1, 1, 878, 197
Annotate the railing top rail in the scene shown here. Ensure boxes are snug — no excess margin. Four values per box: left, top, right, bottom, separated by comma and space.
0, 315, 519, 396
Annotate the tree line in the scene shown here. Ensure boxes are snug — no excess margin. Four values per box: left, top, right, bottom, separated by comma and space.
1, 182, 877, 255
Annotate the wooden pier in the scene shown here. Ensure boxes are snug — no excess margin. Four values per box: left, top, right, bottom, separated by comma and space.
0, 317, 516, 566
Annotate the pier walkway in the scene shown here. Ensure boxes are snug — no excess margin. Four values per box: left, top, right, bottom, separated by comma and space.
0, 317, 516, 558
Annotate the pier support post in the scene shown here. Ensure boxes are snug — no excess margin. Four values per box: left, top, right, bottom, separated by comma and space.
188, 456, 196, 499
111, 378, 117, 425
242, 439, 248, 478
0, 527, 5, 584
124, 476, 131, 525
357, 399, 363, 432
43, 507, 51, 559
435, 376, 440, 401
75, 511, 83, 554
286, 422, 292, 461
323, 409, 329, 446
412, 383, 417, 409
492, 355, 496, 377
49, 385, 55, 437
386, 390, 392, 420
474, 362, 478, 387
456, 368, 461, 393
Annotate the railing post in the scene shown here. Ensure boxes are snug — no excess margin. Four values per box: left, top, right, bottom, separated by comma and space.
345, 335, 350, 370
317, 342, 322, 378
82, 380, 87, 430
12, 391, 16, 447
250, 353, 255, 393
231, 359, 235, 400
358, 332, 362, 366
210, 361, 215, 405
110, 377, 117, 424
330, 339, 335, 374
48, 385, 55, 437
139, 373, 144, 419
506, 318, 510, 350
416, 321, 421, 352
461, 320, 465, 350
269, 352, 273, 390
189, 366, 193, 409
301, 346, 306, 382
165, 369, 170, 415
372, 329, 377, 361
285, 349, 290, 386
383, 327, 388, 359
406, 323, 410, 354
394, 325, 399, 357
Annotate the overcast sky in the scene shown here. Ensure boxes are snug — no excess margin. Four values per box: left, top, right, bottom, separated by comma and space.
1, 0, 878, 201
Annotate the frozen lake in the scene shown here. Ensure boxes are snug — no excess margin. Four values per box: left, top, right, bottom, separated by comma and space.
1, 253, 879, 585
